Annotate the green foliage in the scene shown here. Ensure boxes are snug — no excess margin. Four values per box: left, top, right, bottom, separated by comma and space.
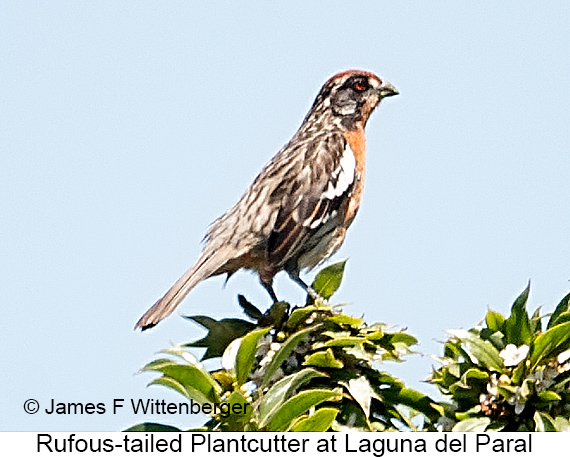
182, 316, 255, 360
309, 260, 346, 302
131, 260, 570, 432
430, 285, 570, 432
131, 261, 438, 431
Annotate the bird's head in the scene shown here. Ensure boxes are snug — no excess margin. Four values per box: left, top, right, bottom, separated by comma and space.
307, 70, 398, 130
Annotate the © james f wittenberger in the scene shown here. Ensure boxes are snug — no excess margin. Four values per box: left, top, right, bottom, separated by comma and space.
41, 398, 248, 417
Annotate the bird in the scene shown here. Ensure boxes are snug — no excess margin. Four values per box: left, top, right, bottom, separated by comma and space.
136, 70, 398, 330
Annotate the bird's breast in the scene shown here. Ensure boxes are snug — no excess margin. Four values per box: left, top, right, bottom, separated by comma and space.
342, 126, 366, 226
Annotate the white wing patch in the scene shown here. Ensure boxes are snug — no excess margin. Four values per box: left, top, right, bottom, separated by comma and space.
309, 209, 337, 229
303, 145, 356, 229
322, 145, 356, 199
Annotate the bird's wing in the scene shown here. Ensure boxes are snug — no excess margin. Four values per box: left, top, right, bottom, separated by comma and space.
266, 133, 356, 268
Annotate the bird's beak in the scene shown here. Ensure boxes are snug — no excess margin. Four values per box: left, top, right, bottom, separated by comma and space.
379, 81, 398, 98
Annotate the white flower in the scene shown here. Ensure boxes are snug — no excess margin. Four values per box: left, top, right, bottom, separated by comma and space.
558, 348, 570, 364
239, 381, 256, 397
259, 350, 275, 368
487, 384, 499, 396
500, 344, 529, 367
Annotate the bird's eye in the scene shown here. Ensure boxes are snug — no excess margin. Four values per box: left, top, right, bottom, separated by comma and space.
352, 79, 368, 92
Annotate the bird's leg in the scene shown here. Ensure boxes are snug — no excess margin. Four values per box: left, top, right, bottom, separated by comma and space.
286, 269, 325, 302
260, 278, 279, 303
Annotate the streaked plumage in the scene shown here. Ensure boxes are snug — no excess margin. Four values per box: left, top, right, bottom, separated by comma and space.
136, 70, 398, 330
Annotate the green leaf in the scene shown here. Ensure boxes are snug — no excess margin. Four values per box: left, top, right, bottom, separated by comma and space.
452, 417, 490, 432
511, 360, 526, 384
342, 344, 374, 362
547, 292, 570, 329
447, 363, 462, 379
235, 327, 270, 385
285, 305, 320, 329
310, 260, 346, 300
485, 308, 506, 332
391, 387, 441, 423
328, 313, 363, 327
142, 358, 221, 403
237, 294, 263, 320
449, 381, 480, 399
222, 390, 253, 431
291, 407, 338, 432
380, 385, 440, 422
534, 411, 557, 432
530, 307, 542, 334
124, 422, 181, 432
547, 310, 570, 328
496, 384, 518, 401
336, 401, 369, 430
536, 390, 561, 402
504, 283, 532, 346
211, 370, 234, 390
183, 316, 255, 360
149, 376, 212, 405
365, 330, 385, 341
304, 349, 344, 368
262, 324, 320, 388
487, 330, 506, 349
448, 329, 503, 371
551, 369, 570, 391
529, 320, 570, 369
318, 336, 368, 348
485, 421, 508, 432
258, 368, 324, 427
455, 406, 483, 422
367, 370, 441, 424
460, 368, 489, 384
389, 332, 418, 347
259, 301, 290, 327
266, 388, 341, 431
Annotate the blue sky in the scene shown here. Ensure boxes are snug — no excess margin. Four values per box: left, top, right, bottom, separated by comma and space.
2, 2, 569, 431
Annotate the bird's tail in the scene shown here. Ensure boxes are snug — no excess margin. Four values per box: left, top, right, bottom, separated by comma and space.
135, 252, 223, 330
